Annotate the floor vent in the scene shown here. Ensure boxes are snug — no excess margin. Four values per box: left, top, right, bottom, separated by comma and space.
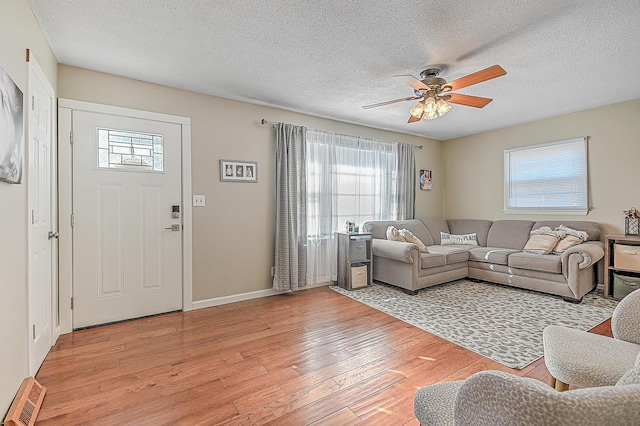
4, 377, 46, 426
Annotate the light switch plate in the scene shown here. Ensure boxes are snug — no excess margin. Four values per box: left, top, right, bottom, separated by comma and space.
193, 195, 206, 207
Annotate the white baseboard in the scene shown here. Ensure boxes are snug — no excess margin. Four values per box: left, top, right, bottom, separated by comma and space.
192, 281, 332, 310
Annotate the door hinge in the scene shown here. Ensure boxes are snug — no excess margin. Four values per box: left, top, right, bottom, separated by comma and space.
31, 210, 36, 225
70, 130, 73, 144
32, 324, 36, 340
32, 96, 35, 111
71, 297, 74, 309
71, 214, 74, 227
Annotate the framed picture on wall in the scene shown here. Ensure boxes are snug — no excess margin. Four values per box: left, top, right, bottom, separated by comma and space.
0, 65, 24, 184
220, 159, 258, 182
420, 169, 432, 190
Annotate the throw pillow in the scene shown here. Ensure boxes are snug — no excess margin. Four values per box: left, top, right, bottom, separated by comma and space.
523, 227, 565, 255
557, 224, 589, 241
551, 235, 584, 254
440, 232, 478, 246
386, 226, 405, 242
399, 229, 429, 253
551, 225, 590, 255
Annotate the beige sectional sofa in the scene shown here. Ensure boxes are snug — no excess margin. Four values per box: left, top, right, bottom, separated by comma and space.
361, 219, 604, 302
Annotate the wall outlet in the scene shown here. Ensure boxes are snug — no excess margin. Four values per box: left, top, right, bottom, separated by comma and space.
271, 267, 275, 277
193, 195, 206, 207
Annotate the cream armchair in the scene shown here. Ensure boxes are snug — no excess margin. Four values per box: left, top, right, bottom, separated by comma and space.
413, 366, 640, 425
543, 288, 640, 390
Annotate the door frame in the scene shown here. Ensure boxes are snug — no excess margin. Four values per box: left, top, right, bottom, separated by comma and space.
58, 99, 193, 333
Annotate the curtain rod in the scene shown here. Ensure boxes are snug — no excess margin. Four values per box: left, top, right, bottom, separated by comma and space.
260, 118, 423, 149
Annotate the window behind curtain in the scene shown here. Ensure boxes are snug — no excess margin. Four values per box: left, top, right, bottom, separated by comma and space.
305, 130, 399, 283
504, 137, 588, 214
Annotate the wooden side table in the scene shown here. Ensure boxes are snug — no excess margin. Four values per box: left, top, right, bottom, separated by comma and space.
604, 234, 640, 299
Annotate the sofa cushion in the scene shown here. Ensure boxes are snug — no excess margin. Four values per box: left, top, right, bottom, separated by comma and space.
468, 247, 520, 265
420, 219, 450, 245
487, 220, 535, 250
399, 219, 435, 246
508, 252, 563, 274
420, 252, 447, 269
447, 219, 493, 246
428, 246, 470, 265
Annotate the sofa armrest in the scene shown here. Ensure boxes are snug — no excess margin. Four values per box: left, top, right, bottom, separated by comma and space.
561, 241, 604, 271
371, 239, 420, 264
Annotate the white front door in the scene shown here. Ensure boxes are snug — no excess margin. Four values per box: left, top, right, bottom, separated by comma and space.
72, 111, 183, 328
27, 53, 56, 374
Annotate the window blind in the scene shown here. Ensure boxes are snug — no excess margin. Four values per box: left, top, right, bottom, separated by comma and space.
504, 137, 588, 214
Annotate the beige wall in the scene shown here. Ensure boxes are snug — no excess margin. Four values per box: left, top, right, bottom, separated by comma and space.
57, 65, 441, 301
443, 98, 640, 236
0, 0, 57, 415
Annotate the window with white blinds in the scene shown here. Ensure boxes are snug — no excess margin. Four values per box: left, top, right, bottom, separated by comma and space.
504, 137, 588, 214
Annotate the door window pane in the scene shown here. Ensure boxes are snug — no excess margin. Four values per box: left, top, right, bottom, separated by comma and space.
97, 128, 164, 171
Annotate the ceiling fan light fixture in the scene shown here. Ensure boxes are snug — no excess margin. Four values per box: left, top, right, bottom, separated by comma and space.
409, 101, 425, 118
424, 97, 437, 114
423, 110, 438, 120
436, 99, 451, 116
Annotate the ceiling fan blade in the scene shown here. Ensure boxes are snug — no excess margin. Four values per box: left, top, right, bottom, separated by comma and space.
447, 93, 493, 108
444, 65, 506, 92
394, 74, 429, 90
407, 112, 423, 123
362, 96, 421, 110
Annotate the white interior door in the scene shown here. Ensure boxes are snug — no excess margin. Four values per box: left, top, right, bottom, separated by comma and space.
27, 52, 56, 374
72, 111, 183, 328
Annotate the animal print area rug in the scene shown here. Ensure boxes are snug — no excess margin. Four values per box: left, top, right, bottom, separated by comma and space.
331, 280, 618, 369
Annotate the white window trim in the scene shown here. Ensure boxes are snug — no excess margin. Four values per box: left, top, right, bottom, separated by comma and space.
503, 137, 588, 215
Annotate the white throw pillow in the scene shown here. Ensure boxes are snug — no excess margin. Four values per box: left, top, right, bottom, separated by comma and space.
440, 232, 478, 246
386, 226, 405, 242
399, 229, 429, 253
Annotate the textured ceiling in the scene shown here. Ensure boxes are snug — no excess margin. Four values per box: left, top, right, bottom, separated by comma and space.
28, 0, 640, 140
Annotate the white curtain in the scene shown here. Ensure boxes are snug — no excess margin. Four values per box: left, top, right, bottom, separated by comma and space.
305, 129, 408, 284
272, 124, 416, 289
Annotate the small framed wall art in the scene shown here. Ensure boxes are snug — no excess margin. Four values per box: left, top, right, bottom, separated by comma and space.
220, 159, 258, 182
420, 169, 432, 190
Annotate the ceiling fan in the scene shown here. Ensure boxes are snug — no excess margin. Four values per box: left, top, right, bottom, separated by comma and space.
363, 65, 506, 123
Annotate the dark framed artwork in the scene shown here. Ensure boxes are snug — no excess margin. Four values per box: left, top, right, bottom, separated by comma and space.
0, 65, 24, 184
420, 169, 432, 190
220, 159, 258, 182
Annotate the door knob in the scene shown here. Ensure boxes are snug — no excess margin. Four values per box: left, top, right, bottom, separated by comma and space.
164, 224, 180, 231
48, 231, 59, 239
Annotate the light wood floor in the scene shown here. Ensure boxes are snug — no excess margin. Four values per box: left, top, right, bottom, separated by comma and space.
35, 285, 611, 425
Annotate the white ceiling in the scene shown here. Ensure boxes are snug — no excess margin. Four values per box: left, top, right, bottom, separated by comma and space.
28, 0, 640, 140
